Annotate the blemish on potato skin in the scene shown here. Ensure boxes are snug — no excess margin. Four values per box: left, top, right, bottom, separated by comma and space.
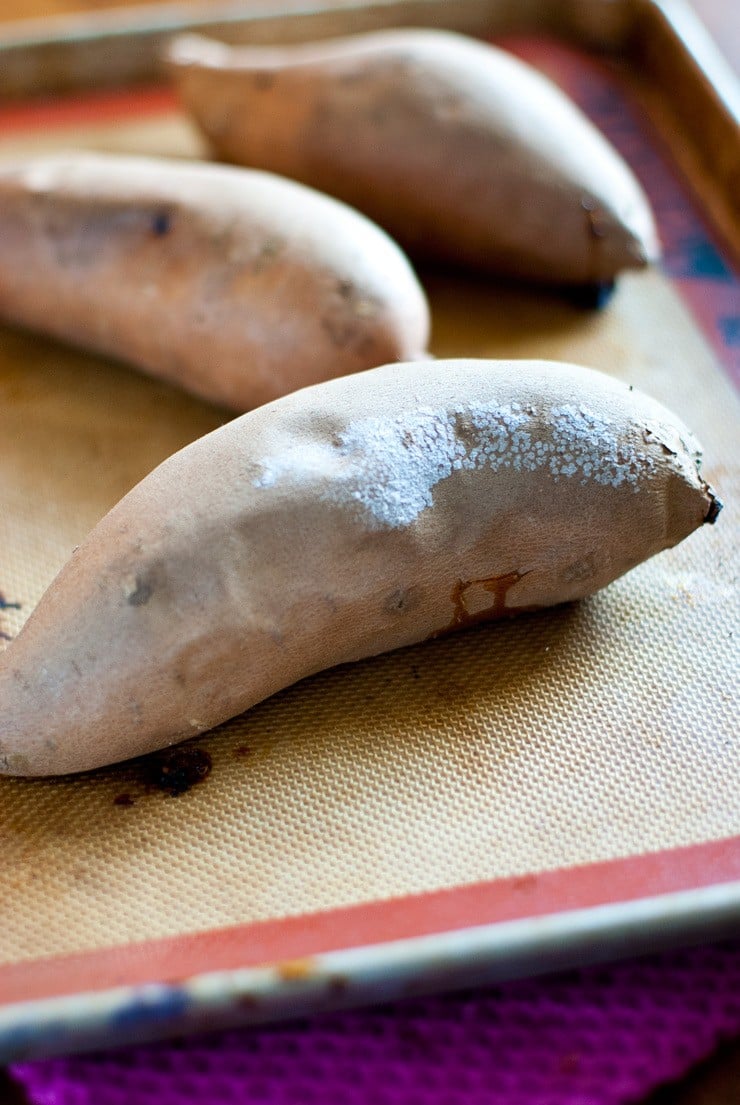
125, 577, 153, 606
252, 71, 276, 90
384, 586, 420, 614
432, 570, 535, 637
252, 237, 282, 273
321, 315, 356, 348
354, 333, 382, 360
11, 668, 31, 691
581, 196, 607, 239
0, 752, 32, 774
643, 425, 678, 455
335, 280, 380, 318
338, 68, 368, 85
562, 554, 597, 584
151, 211, 171, 237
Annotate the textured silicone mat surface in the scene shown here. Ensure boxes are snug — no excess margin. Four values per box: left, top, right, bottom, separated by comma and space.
0, 40, 738, 968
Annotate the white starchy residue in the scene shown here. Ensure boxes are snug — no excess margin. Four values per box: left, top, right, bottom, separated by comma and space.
254, 402, 657, 529
548, 404, 655, 489
336, 408, 466, 527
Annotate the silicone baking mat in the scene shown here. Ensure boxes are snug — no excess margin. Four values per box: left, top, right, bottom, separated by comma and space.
0, 35, 738, 1053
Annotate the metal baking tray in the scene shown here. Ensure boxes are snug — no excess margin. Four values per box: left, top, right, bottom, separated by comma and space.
0, 0, 738, 1063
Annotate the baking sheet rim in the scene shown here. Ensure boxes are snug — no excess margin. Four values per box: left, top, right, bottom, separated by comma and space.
2, 876, 739, 1063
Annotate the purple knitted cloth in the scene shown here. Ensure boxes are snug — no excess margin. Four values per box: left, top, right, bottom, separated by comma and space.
12, 940, 740, 1105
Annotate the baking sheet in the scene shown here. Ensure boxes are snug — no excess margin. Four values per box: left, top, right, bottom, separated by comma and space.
0, 33, 738, 1059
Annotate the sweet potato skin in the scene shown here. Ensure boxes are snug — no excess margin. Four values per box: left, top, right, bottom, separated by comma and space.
0, 153, 430, 410
167, 29, 660, 285
0, 359, 717, 777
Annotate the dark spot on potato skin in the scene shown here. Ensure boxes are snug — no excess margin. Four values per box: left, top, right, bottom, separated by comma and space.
252, 71, 276, 90
384, 586, 420, 614
581, 196, 607, 239
338, 69, 366, 85
321, 315, 356, 348
11, 668, 31, 691
252, 238, 282, 273
151, 211, 171, 236
127, 578, 153, 606
354, 333, 382, 360
562, 553, 598, 584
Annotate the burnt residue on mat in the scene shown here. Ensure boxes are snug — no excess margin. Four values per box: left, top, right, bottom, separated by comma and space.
107, 744, 214, 805
140, 746, 213, 797
113, 792, 136, 807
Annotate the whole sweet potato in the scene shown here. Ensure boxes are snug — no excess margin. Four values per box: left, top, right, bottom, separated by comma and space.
0, 359, 719, 777
167, 29, 660, 286
0, 153, 430, 410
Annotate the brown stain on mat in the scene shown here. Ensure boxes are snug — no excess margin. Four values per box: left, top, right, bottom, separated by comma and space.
140, 746, 212, 797
113, 793, 136, 807
0, 590, 21, 642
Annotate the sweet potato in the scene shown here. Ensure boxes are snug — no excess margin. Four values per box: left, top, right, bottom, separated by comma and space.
167, 29, 660, 286
0, 358, 719, 776
0, 153, 430, 410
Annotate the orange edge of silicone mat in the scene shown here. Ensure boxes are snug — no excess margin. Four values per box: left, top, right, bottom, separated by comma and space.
0, 837, 738, 1006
